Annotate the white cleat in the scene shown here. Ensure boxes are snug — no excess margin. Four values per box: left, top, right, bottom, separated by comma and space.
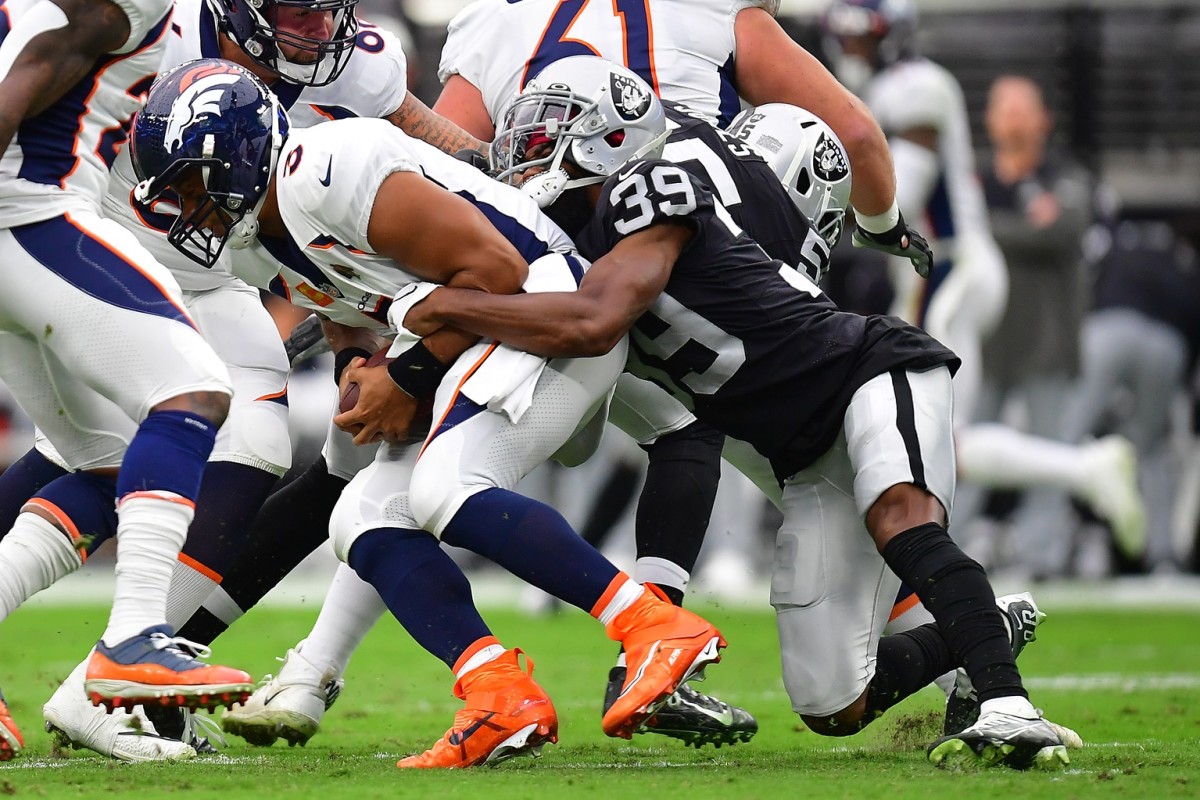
1080, 435, 1147, 559
221, 645, 342, 747
43, 664, 195, 763
928, 710, 1069, 770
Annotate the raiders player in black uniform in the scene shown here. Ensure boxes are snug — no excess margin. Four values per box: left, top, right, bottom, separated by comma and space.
401, 57, 1071, 770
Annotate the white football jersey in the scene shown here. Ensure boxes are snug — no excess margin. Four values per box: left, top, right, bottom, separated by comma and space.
101, 0, 409, 291
0, 0, 173, 227
439, 0, 779, 128
863, 58, 991, 249
271, 117, 578, 331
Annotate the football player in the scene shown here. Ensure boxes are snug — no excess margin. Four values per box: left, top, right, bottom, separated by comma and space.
0, 0, 490, 762
822, 0, 1141, 707
129, 58, 729, 769
0, 0, 255, 755
402, 56, 1073, 770
428, 0, 936, 747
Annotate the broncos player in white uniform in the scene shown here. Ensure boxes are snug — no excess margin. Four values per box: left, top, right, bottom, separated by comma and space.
131, 59, 729, 769
0, 0, 490, 763
822, 0, 1143, 608
406, 55, 1074, 771
0, 0, 257, 760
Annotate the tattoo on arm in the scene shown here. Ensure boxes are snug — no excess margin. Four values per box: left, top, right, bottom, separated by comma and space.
387, 92, 488, 157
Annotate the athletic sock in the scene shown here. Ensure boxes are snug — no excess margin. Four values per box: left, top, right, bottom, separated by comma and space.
0, 513, 82, 620
883, 584, 956, 695
164, 462, 279, 630
440, 488, 620, 613
957, 423, 1091, 491
863, 623, 953, 724
176, 456, 346, 645
0, 449, 68, 540
348, 528, 493, 670
104, 410, 215, 646
28, 470, 118, 556
299, 562, 386, 678
634, 420, 724, 577
881, 522, 1026, 703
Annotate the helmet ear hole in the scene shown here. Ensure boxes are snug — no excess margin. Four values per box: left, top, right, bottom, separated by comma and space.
604, 129, 626, 147
794, 167, 812, 196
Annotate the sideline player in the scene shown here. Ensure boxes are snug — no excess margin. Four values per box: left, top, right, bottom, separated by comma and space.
0, 0, 254, 757
821, 0, 1144, 563
129, 59, 728, 768
0, 0, 489, 762
404, 56, 1073, 770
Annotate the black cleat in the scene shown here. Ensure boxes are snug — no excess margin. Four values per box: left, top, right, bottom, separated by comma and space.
943, 592, 1045, 736
603, 666, 756, 749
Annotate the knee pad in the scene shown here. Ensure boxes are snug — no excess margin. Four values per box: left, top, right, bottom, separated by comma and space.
330, 457, 420, 562
211, 375, 292, 477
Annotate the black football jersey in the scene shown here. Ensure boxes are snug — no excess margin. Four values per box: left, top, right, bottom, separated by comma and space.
576, 158, 959, 481
661, 102, 830, 281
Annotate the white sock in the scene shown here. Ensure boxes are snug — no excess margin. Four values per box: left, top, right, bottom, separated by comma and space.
594, 576, 645, 627
0, 513, 82, 620
299, 563, 386, 678
634, 557, 690, 596
102, 492, 192, 646
164, 558, 219, 631
979, 695, 1039, 719
455, 644, 505, 680
957, 424, 1090, 491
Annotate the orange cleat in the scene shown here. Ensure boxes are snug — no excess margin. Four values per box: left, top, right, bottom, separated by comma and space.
398, 648, 557, 769
84, 625, 253, 713
1, 689, 23, 761
601, 586, 726, 739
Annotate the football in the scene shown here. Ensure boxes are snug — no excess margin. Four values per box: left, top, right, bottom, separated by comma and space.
338, 348, 393, 414
338, 348, 436, 441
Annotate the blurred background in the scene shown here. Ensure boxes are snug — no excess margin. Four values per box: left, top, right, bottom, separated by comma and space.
14, 0, 1200, 611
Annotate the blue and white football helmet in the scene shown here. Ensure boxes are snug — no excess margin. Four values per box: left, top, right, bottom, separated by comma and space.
206, 0, 360, 87
131, 59, 288, 268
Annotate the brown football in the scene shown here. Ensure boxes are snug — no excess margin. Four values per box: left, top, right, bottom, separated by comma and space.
338, 349, 436, 442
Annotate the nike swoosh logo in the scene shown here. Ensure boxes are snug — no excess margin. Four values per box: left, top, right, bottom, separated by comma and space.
319, 157, 332, 187
447, 711, 495, 745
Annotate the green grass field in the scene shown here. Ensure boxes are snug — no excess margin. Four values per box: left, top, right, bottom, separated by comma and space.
2, 600, 1198, 799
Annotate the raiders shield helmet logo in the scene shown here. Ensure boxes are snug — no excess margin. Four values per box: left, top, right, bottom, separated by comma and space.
609, 72, 651, 122
813, 132, 849, 182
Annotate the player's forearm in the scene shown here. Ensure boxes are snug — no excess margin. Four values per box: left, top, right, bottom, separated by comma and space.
414, 288, 618, 359
388, 92, 487, 157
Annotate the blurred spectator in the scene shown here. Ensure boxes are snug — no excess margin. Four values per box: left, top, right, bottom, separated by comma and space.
970, 75, 1095, 574
1064, 221, 1200, 573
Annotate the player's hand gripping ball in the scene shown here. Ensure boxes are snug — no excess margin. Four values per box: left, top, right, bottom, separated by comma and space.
339, 349, 436, 442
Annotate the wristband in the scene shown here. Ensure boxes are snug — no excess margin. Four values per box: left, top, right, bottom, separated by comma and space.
853, 199, 901, 235
333, 347, 372, 385
386, 340, 449, 398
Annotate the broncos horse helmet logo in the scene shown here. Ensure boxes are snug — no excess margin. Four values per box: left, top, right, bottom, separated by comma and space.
164, 63, 243, 153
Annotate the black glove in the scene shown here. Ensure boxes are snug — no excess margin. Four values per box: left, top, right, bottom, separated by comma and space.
453, 148, 490, 173
283, 314, 328, 365
852, 211, 934, 279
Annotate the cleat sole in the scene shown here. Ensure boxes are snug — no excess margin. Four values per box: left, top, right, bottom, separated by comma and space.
86, 682, 253, 714
483, 722, 556, 767
222, 709, 320, 748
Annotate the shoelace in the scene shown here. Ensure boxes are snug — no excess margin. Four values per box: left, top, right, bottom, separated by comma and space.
182, 710, 227, 749
148, 632, 212, 661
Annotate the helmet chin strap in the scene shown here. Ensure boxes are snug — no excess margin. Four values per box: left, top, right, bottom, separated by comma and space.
229, 96, 287, 250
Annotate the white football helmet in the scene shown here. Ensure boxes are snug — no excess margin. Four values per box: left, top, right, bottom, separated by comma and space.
727, 103, 853, 249
491, 56, 668, 207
